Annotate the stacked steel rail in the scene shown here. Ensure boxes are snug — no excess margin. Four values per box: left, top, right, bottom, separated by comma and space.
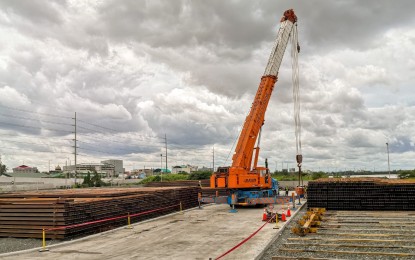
0, 187, 200, 239
143, 180, 231, 203
307, 178, 415, 210
144, 179, 210, 187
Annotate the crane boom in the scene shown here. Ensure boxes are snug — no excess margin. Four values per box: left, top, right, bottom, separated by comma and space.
211, 9, 298, 190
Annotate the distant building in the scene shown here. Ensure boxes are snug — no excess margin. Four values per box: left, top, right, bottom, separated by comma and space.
131, 168, 154, 178
172, 165, 198, 174
63, 163, 115, 178
13, 165, 38, 174
101, 160, 124, 176
49, 165, 63, 175
153, 168, 171, 174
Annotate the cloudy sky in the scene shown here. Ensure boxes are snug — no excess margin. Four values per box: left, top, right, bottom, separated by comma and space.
0, 0, 414, 173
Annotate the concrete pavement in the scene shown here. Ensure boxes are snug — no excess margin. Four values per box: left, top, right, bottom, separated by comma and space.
0, 200, 306, 260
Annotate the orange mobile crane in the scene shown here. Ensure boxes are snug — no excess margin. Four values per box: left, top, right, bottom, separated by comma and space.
199, 9, 303, 208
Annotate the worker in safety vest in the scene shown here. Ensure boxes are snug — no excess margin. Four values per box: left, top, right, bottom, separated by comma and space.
285, 186, 289, 196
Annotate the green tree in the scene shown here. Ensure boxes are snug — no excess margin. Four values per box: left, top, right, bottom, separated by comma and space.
311, 171, 329, 180
0, 164, 7, 175
188, 171, 212, 180
83, 172, 92, 187
398, 169, 415, 179
81, 171, 107, 187
91, 172, 104, 187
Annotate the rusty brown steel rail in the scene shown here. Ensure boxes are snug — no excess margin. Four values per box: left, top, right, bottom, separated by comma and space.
0, 186, 201, 239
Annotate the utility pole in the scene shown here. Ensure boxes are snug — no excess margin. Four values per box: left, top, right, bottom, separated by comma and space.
0, 154, 2, 175
212, 146, 215, 173
65, 160, 68, 187
165, 134, 167, 173
386, 142, 391, 178
73, 112, 77, 185
160, 154, 163, 182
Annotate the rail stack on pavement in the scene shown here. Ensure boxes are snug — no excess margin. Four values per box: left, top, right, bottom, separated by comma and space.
307, 178, 415, 210
0, 186, 200, 239
144, 179, 210, 187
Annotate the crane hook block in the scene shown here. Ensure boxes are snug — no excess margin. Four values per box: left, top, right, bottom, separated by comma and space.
296, 154, 303, 164
280, 9, 297, 23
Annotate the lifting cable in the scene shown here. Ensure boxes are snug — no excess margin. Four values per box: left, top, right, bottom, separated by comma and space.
291, 23, 303, 184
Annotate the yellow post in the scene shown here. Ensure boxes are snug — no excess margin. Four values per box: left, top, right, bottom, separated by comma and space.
273, 212, 279, 229
38, 228, 49, 252
180, 201, 183, 214
126, 213, 133, 229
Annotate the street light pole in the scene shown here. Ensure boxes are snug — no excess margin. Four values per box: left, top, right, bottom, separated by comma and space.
386, 142, 391, 178
65, 160, 68, 187
160, 154, 163, 182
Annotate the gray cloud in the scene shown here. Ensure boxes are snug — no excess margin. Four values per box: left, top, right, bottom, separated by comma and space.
0, 1, 414, 171
0, 0, 64, 25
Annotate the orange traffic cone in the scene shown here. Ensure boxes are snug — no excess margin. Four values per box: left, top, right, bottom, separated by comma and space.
281, 210, 287, 222
262, 209, 267, 221
287, 207, 291, 217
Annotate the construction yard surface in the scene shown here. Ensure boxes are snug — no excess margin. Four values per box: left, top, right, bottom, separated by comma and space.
0, 202, 305, 260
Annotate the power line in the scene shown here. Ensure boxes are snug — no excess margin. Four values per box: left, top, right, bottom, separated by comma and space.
2, 139, 71, 148
79, 134, 164, 147
78, 147, 118, 155
77, 120, 118, 132
0, 121, 73, 134
0, 133, 72, 140
77, 119, 162, 140
77, 125, 163, 143
0, 104, 72, 119
0, 112, 73, 126
77, 140, 159, 154
0, 146, 73, 155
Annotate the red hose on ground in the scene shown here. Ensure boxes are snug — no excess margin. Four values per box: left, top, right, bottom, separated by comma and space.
215, 213, 277, 260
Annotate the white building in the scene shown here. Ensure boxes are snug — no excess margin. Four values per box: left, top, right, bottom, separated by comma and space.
172, 165, 198, 174
63, 163, 115, 178
101, 160, 124, 176
13, 165, 38, 174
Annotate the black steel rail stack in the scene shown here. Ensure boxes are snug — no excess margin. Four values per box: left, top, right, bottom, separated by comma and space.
307, 178, 415, 210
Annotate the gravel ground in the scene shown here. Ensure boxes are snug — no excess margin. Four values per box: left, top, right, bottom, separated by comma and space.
260, 209, 415, 260
0, 238, 61, 254
260, 205, 307, 260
